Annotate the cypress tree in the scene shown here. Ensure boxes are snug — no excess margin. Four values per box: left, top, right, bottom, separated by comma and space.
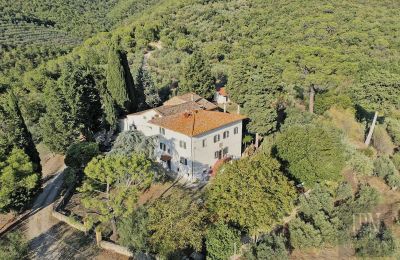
136, 66, 160, 108
106, 42, 133, 113
0, 91, 41, 173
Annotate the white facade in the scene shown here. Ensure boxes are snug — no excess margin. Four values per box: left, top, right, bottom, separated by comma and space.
119, 109, 160, 136
120, 109, 243, 181
214, 92, 229, 104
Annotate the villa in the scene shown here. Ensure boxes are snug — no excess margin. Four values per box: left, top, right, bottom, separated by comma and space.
119, 93, 246, 181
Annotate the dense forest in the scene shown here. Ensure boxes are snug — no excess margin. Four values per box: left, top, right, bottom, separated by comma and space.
1, 0, 400, 258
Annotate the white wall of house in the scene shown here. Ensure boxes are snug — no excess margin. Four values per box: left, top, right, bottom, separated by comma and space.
214, 92, 229, 104
120, 110, 243, 181
192, 121, 242, 177
119, 110, 160, 136
151, 125, 194, 178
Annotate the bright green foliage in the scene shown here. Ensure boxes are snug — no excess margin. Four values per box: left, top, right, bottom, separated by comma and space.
392, 153, 400, 171
118, 206, 150, 254
281, 107, 316, 131
0, 148, 40, 212
205, 222, 241, 260
276, 124, 346, 186
372, 126, 395, 155
374, 156, 397, 178
0, 231, 29, 260
350, 184, 380, 214
289, 217, 322, 249
147, 189, 206, 257
373, 155, 400, 188
299, 184, 334, 217
65, 142, 99, 169
207, 155, 296, 235
246, 234, 289, 260
0, 91, 41, 172
179, 51, 214, 99
110, 130, 156, 159
335, 182, 353, 201
354, 223, 396, 257
386, 118, 400, 147
136, 67, 160, 108
79, 153, 154, 237
314, 91, 353, 115
348, 149, 374, 176
352, 79, 400, 114
106, 43, 134, 113
386, 173, 400, 189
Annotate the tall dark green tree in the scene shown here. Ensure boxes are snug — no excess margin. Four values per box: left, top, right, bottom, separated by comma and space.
40, 64, 102, 153
106, 41, 134, 113
136, 66, 160, 108
0, 90, 41, 172
179, 50, 214, 99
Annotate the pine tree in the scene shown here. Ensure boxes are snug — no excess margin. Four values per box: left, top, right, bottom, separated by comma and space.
179, 50, 214, 99
106, 42, 133, 113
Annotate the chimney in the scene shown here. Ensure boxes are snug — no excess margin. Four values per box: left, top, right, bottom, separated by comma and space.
223, 103, 227, 113
237, 105, 240, 114
191, 93, 194, 101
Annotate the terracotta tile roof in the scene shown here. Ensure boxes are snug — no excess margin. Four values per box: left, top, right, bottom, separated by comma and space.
163, 92, 218, 110
154, 101, 202, 116
149, 110, 246, 137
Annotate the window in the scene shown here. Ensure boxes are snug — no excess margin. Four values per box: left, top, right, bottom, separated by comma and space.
159, 127, 165, 135
160, 143, 166, 151
215, 150, 222, 159
223, 147, 229, 156
223, 131, 229, 139
234, 127, 239, 134
202, 139, 206, 147
180, 157, 188, 165
214, 134, 220, 143
179, 140, 187, 149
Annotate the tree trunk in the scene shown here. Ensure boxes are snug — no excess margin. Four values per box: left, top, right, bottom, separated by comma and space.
365, 111, 378, 146
110, 216, 119, 242
255, 133, 260, 148
309, 85, 315, 114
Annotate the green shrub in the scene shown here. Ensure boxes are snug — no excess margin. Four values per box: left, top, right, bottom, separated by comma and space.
386, 173, 400, 189
359, 147, 376, 158
246, 234, 289, 260
373, 156, 397, 178
372, 126, 395, 155
276, 124, 346, 187
205, 222, 241, 260
65, 142, 99, 169
314, 92, 353, 115
352, 185, 380, 213
289, 218, 322, 249
0, 231, 29, 260
386, 118, 400, 146
354, 222, 396, 257
335, 182, 353, 201
392, 153, 400, 171
349, 150, 374, 176
64, 167, 78, 187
